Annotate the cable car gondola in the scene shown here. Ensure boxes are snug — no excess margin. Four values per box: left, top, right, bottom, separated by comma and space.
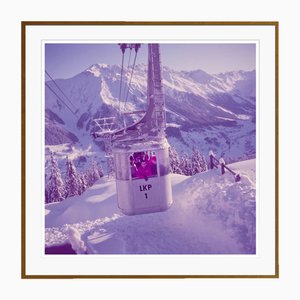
113, 138, 172, 215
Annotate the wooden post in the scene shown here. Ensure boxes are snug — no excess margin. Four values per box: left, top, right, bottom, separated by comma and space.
235, 174, 241, 182
221, 163, 225, 175
209, 154, 214, 169
209, 150, 217, 169
219, 157, 226, 175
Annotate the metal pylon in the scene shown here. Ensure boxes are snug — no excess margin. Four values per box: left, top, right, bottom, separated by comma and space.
93, 117, 116, 178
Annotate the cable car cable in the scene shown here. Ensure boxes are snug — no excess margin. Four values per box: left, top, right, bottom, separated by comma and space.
122, 48, 132, 109
124, 49, 138, 111
118, 51, 125, 113
45, 70, 78, 111
45, 82, 78, 117
127, 47, 132, 69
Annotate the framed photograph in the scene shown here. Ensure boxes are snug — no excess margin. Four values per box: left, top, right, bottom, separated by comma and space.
21, 21, 279, 278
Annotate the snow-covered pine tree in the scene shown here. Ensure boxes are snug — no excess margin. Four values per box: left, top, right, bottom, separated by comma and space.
45, 152, 65, 203
199, 153, 208, 172
180, 154, 193, 176
65, 157, 82, 197
79, 172, 88, 195
86, 159, 101, 186
169, 146, 182, 174
191, 147, 208, 175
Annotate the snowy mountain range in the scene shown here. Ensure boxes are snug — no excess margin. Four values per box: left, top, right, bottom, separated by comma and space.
45, 63, 256, 162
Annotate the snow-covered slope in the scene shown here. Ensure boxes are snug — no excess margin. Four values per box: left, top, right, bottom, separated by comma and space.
45, 159, 256, 254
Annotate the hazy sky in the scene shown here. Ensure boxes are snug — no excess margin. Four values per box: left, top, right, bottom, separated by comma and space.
45, 43, 256, 79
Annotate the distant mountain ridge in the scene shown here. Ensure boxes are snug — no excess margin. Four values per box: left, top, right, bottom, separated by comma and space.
45, 64, 256, 160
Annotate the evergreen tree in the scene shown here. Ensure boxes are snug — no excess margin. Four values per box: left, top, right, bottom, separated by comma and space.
169, 146, 182, 174
65, 157, 82, 197
86, 159, 101, 186
79, 172, 88, 195
191, 147, 208, 175
199, 153, 208, 172
46, 152, 65, 203
180, 154, 193, 176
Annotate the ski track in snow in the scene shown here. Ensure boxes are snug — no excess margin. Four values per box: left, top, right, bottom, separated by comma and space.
45, 159, 256, 254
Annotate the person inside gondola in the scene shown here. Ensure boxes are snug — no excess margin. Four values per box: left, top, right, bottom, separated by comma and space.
133, 152, 142, 169
137, 160, 152, 180
130, 155, 137, 178
148, 155, 157, 176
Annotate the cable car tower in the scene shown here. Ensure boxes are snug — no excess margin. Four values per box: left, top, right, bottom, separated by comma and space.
94, 44, 172, 215
93, 117, 116, 178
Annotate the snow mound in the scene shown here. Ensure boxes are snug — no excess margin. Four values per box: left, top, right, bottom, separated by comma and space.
67, 226, 87, 254
45, 159, 256, 254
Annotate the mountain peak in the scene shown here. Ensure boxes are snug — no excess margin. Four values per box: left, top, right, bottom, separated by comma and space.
182, 69, 214, 84
86, 63, 122, 77
86, 64, 102, 77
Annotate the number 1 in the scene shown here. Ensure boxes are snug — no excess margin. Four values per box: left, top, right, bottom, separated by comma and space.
145, 193, 148, 199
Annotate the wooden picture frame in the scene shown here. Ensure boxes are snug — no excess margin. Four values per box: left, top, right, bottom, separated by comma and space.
21, 21, 279, 278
